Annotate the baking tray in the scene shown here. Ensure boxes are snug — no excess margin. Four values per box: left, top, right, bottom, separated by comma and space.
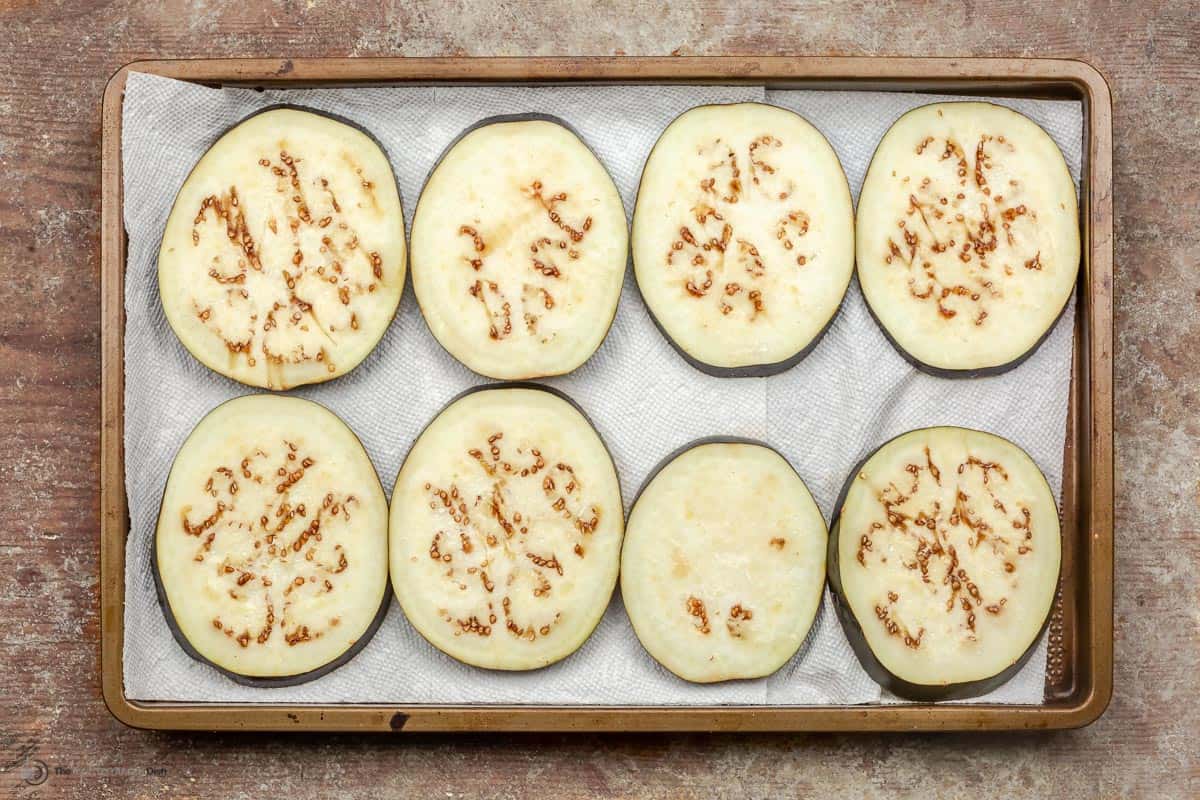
99, 56, 1113, 732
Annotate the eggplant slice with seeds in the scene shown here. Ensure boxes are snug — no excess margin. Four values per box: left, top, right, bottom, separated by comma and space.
410, 117, 627, 380
158, 106, 406, 390
154, 394, 390, 686
828, 426, 1061, 700
390, 384, 623, 670
621, 439, 827, 683
632, 103, 855, 377
855, 102, 1080, 376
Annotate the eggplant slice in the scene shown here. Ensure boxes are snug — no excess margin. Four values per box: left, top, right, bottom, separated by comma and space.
856, 102, 1080, 376
829, 427, 1061, 700
154, 394, 389, 685
621, 440, 827, 683
632, 103, 854, 376
410, 118, 627, 380
158, 107, 406, 390
390, 385, 623, 670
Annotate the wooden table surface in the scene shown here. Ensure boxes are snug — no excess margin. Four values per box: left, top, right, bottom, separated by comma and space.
1, 1, 1196, 797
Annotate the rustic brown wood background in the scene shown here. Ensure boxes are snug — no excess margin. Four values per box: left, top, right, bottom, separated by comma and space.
1, 1, 1195, 797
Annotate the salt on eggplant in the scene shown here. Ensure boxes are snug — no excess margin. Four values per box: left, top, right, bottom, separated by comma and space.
153, 394, 390, 686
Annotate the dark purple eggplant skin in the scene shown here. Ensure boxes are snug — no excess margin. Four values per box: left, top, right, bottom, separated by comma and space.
628, 435, 811, 509
152, 395, 391, 688
636, 280, 846, 379
621, 435, 828, 682
826, 426, 1059, 701
231, 102, 398, 163
156, 102, 408, 391
389, 381, 624, 673
859, 279, 1076, 379
409, 114, 628, 383
401, 381, 624, 517
631, 102, 854, 379
854, 101, 1081, 380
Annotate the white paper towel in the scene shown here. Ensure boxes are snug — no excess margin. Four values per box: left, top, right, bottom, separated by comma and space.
121, 72, 1081, 705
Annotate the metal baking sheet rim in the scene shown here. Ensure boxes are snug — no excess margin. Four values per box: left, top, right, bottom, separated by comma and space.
99, 56, 1114, 733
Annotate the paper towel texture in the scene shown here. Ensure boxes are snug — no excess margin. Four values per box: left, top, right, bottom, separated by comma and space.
122, 72, 1081, 705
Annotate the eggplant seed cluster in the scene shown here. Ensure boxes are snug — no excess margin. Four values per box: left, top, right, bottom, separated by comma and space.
150, 101, 1074, 698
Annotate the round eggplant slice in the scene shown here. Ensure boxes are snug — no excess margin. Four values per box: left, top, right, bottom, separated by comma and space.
632, 103, 855, 376
856, 102, 1080, 376
410, 118, 627, 380
154, 394, 389, 685
621, 440, 827, 683
158, 107, 406, 390
390, 385, 623, 670
829, 426, 1061, 700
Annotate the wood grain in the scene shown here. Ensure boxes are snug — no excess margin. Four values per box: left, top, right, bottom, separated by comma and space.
97, 55, 1113, 734
1, 1, 1196, 797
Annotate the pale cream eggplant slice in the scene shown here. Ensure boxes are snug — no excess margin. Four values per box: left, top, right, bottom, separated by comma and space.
390, 384, 623, 670
410, 117, 627, 380
828, 426, 1061, 700
632, 103, 855, 377
158, 106, 406, 390
154, 394, 390, 685
856, 102, 1080, 376
621, 439, 827, 683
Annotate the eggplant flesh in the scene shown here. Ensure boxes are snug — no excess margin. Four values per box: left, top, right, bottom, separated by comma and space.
632, 103, 855, 375
621, 439, 827, 683
829, 426, 1061, 700
158, 107, 406, 390
410, 118, 627, 380
154, 394, 390, 685
389, 385, 624, 670
855, 102, 1080, 376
